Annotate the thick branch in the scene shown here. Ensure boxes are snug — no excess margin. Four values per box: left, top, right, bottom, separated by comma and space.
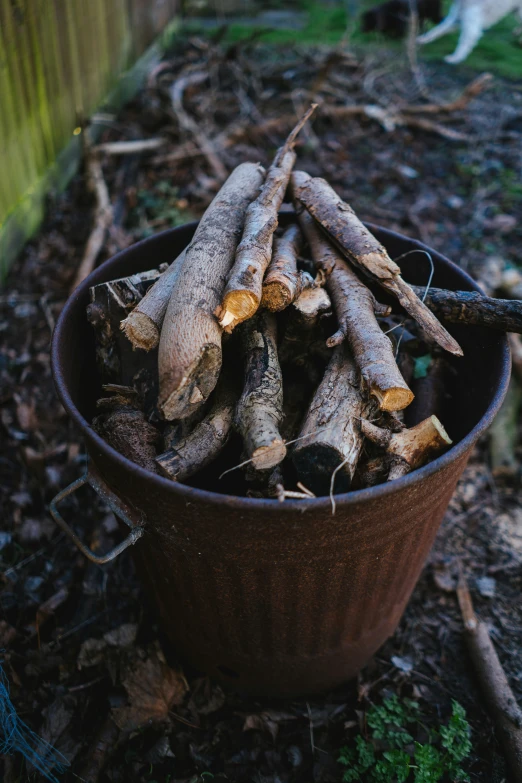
121, 249, 186, 351
217, 106, 316, 331
296, 200, 413, 411
457, 572, 522, 781
292, 345, 375, 495
361, 415, 452, 480
158, 162, 265, 421
261, 224, 313, 311
292, 171, 463, 357
410, 285, 522, 334
236, 311, 286, 470
156, 377, 236, 482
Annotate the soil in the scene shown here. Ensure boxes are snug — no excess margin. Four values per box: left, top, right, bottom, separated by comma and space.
1, 34, 522, 783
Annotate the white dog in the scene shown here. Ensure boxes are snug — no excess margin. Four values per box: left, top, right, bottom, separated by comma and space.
417, 0, 522, 63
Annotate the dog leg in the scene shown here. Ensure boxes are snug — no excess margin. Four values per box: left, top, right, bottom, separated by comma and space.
445, 6, 483, 63
417, 3, 459, 43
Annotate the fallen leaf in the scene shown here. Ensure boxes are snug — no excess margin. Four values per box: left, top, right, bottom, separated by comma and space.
103, 623, 137, 648
112, 655, 188, 731
78, 638, 107, 669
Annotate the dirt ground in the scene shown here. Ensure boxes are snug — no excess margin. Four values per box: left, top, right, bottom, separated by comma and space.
1, 34, 522, 783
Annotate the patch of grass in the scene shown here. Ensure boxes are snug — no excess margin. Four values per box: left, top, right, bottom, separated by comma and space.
338, 696, 472, 782
191, 0, 522, 80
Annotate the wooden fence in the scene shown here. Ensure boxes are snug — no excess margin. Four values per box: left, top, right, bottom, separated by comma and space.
0, 0, 179, 276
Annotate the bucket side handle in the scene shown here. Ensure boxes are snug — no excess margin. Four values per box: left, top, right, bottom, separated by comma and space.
49, 467, 145, 565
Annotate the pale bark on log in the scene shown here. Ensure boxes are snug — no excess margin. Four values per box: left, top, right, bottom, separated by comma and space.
261, 224, 313, 311
509, 333, 522, 384
410, 285, 522, 334
296, 201, 413, 411
121, 250, 186, 351
236, 310, 286, 470
361, 415, 452, 480
292, 171, 463, 357
457, 572, 522, 782
217, 106, 316, 331
158, 162, 265, 421
156, 378, 236, 482
292, 346, 375, 495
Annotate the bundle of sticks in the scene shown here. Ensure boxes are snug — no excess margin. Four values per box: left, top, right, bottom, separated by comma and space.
87, 107, 522, 502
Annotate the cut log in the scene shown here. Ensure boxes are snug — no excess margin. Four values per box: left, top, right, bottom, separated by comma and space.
261, 224, 314, 311
156, 377, 236, 482
87, 269, 163, 412
93, 404, 161, 473
292, 171, 463, 357
121, 249, 186, 351
361, 415, 452, 480
235, 310, 286, 471
158, 162, 265, 421
457, 571, 522, 782
295, 199, 413, 412
217, 106, 316, 332
410, 286, 522, 334
292, 345, 375, 495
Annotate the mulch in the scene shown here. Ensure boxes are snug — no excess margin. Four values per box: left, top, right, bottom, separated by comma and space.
1, 33, 522, 782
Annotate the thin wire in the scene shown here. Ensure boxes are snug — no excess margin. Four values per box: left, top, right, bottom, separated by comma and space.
385, 250, 435, 356
218, 425, 334, 479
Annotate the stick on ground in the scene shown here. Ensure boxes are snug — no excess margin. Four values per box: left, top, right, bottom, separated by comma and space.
121, 249, 186, 351
217, 105, 316, 331
457, 570, 522, 781
261, 224, 315, 311
361, 415, 452, 480
156, 377, 236, 482
296, 200, 413, 411
158, 162, 265, 421
71, 145, 113, 292
292, 345, 375, 495
292, 171, 463, 357
235, 310, 286, 471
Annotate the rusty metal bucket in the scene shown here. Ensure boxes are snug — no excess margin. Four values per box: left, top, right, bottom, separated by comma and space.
50, 223, 510, 696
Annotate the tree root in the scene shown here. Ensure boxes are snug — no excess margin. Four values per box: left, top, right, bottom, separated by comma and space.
158, 162, 265, 421
121, 250, 186, 351
156, 377, 236, 482
217, 106, 316, 332
292, 170, 463, 357
361, 415, 452, 480
236, 310, 286, 471
292, 345, 375, 495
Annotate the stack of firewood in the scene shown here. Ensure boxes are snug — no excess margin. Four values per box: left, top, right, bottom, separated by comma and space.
86, 107, 522, 501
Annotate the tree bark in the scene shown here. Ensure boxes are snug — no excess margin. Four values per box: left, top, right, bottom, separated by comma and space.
158, 162, 265, 421
410, 286, 522, 334
361, 415, 452, 480
156, 377, 236, 481
261, 224, 314, 311
217, 106, 316, 331
292, 345, 374, 495
121, 250, 186, 351
292, 171, 463, 357
296, 200, 414, 411
235, 310, 286, 470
